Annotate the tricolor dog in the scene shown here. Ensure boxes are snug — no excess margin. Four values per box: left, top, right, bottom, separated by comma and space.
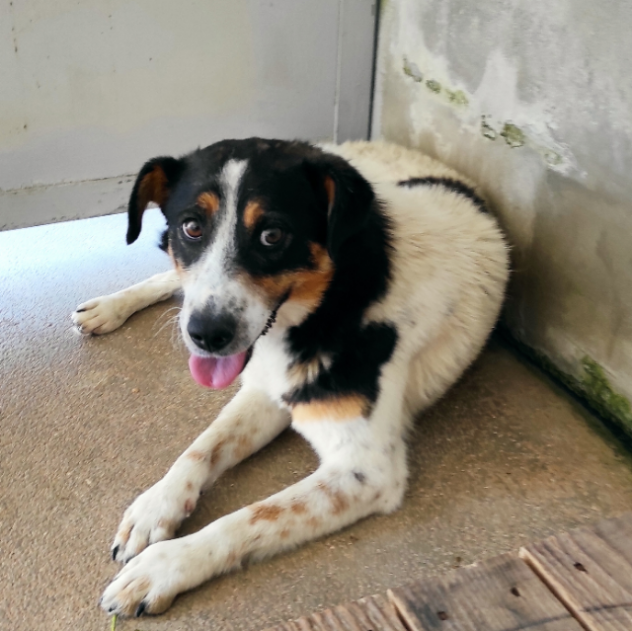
72, 139, 509, 617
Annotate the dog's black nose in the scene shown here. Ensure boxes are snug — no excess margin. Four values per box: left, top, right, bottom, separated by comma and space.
187, 312, 236, 353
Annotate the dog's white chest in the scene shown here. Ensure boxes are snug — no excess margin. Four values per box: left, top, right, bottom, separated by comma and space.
241, 331, 294, 405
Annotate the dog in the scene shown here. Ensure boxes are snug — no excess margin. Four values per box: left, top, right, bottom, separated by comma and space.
72, 139, 509, 617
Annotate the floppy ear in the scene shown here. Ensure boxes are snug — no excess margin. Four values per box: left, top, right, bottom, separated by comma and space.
304, 154, 375, 261
126, 156, 183, 244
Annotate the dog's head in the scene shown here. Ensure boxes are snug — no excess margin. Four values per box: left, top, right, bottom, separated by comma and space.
127, 138, 375, 389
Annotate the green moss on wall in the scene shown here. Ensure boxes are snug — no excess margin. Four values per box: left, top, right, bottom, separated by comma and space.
401, 57, 467, 106
500, 123, 526, 148
499, 326, 632, 438
403, 57, 423, 82
581, 357, 632, 431
446, 89, 469, 106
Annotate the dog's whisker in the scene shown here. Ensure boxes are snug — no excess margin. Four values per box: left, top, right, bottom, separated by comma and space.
152, 314, 181, 340
153, 305, 182, 329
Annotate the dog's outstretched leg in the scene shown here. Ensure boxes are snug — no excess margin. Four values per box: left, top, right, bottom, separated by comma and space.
72, 270, 181, 334
101, 401, 409, 616
110, 386, 291, 564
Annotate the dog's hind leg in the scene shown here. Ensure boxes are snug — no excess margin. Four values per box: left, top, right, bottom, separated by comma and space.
72, 269, 181, 334
110, 385, 291, 564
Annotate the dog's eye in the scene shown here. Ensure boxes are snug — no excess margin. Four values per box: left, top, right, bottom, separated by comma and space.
260, 228, 285, 247
182, 220, 203, 241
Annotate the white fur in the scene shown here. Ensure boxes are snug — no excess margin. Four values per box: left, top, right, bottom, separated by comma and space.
80, 141, 509, 617
72, 270, 180, 334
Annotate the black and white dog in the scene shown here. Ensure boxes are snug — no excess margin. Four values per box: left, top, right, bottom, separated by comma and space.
72, 139, 509, 617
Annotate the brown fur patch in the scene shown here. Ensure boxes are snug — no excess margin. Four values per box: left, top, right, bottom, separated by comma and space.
318, 482, 349, 515
247, 243, 334, 309
225, 551, 239, 569
118, 576, 152, 616
197, 191, 220, 217
117, 522, 133, 544
210, 438, 227, 467
323, 176, 335, 212
168, 244, 186, 277
186, 450, 206, 462
138, 166, 169, 209
234, 434, 253, 460
291, 394, 370, 423
290, 501, 308, 515
147, 592, 176, 615
243, 200, 264, 229
249, 503, 284, 524
186, 481, 193, 491
306, 516, 321, 529
280, 529, 290, 540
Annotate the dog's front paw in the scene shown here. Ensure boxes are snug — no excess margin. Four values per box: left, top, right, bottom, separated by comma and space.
71, 295, 133, 335
101, 538, 207, 617
112, 477, 200, 563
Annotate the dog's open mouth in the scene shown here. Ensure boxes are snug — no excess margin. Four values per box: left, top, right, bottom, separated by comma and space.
187, 293, 288, 390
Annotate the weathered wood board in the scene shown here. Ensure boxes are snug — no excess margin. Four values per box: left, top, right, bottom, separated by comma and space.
388, 552, 582, 631
259, 513, 632, 631
264, 594, 407, 631
521, 512, 632, 631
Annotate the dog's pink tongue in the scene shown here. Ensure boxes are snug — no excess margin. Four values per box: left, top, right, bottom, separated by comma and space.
188, 352, 247, 389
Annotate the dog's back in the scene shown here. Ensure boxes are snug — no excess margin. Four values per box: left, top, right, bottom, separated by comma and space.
327, 141, 509, 417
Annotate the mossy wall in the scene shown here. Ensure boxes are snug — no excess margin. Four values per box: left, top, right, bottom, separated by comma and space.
374, 0, 632, 436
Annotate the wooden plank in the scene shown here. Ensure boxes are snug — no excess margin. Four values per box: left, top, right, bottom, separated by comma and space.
520, 512, 632, 631
388, 552, 583, 631
263, 594, 407, 631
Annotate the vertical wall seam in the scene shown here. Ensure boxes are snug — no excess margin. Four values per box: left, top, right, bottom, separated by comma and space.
332, 0, 345, 143
367, 0, 382, 140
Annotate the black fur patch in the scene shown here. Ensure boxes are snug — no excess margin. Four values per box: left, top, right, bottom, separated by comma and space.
283, 322, 397, 410
158, 229, 169, 252
398, 176, 488, 213
282, 184, 397, 413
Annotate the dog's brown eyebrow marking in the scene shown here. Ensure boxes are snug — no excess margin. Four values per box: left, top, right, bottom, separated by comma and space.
243, 200, 265, 230
291, 394, 370, 423
197, 192, 220, 216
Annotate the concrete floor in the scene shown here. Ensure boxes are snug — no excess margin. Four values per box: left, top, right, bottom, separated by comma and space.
2, 212, 632, 631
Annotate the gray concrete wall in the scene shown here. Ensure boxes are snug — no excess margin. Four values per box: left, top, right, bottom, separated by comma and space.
374, 0, 632, 433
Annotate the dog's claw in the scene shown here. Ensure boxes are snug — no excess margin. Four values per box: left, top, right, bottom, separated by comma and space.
111, 545, 119, 561
135, 602, 147, 617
